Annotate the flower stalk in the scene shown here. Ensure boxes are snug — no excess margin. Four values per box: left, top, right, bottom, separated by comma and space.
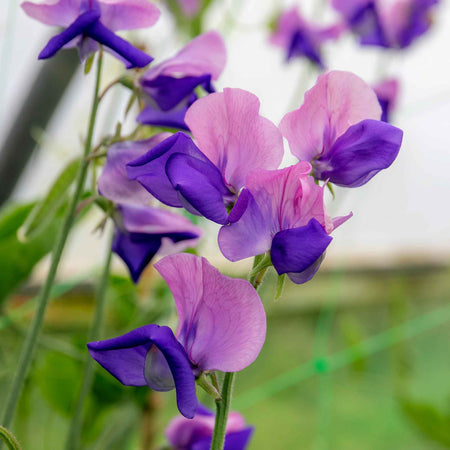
1, 51, 103, 429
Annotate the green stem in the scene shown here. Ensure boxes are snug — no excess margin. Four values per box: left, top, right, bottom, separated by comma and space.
65, 231, 113, 450
210, 372, 236, 450
210, 257, 266, 450
1, 52, 103, 429
0, 426, 21, 450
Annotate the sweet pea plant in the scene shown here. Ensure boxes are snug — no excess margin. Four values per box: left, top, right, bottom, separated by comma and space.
0, 0, 440, 448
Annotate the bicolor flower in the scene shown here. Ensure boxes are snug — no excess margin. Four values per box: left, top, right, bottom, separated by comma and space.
128, 88, 284, 224
373, 78, 400, 123
280, 71, 403, 188
137, 31, 226, 130
270, 6, 344, 67
88, 253, 266, 418
98, 134, 202, 283
166, 405, 253, 450
21, 0, 160, 67
219, 163, 352, 284
331, 0, 439, 49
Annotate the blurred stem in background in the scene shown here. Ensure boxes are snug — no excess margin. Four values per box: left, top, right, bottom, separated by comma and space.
65, 230, 114, 450
1, 51, 103, 430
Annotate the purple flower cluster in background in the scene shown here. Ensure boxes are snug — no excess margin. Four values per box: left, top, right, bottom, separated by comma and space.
332, 0, 439, 49
166, 405, 253, 449
270, 6, 344, 67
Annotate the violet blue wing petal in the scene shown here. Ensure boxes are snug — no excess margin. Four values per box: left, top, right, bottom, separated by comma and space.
137, 104, 190, 131
21, 0, 81, 27
165, 153, 232, 225
351, 2, 389, 47
315, 119, 403, 187
143, 31, 226, 81
155, 254, 266, 373
141, 74, 212, 111
285, 252, 326, 285
88, 324, 197, 418
223, 428, 254, 450
185, 88, 284, 190
98, 0, 160, 31
112, 227, 162, 283
85, 20, 152, 68
280, 71, 382, 162
87, 324, 165, 386
218, 190, 272, 261
38, 10, 100, 59
127, 133, 208, 208
271, 218, 332, 280
98, 134, 170, 205
287, 29, 323, 67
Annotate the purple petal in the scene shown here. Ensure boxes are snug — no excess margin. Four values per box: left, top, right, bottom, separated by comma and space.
287, 29, 323, 67
98, 134, 170, 205
98, 0, 160, 31
271, 218, 332, 283
314, 119, 403, 187
21, 0, 81, 27
127, 132, 211, 208
280, 71, 382, 163
88, 324, 197, 418
86, 19, 152, 68
137, 103, 190, 131
143, 31, 226, 82
373, 78, 399, 123
155, 254, 266, 373
165, 153, 233, 224
38, 9, 100, 59
218, 190, 272, 262
112, 204, 202, 283
185, 88, 284, 191
141, 74, 212, 111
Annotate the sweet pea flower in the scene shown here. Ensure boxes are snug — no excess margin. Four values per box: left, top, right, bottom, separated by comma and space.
270, 6, 344, 67
219, 163, 352, 284
280, 71, 403, 188
166, 405, 253, 450
88, 253, 266, 418
332, 0, 439, 49
98, 134, 202, 283
128, 88, 284, 224
137, 31, 226, 130
21, 0, 160, 67
373, 78, 400, 123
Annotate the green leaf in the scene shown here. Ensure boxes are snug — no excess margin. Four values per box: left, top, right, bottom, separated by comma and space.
18, 158, 81, 242
84, 54, 95, 74
399, 396, 450, 447
0, 201, 65, 305
275, 273, 286, 301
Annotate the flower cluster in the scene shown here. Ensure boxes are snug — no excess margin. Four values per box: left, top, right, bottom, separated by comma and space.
20, 2, 406, 447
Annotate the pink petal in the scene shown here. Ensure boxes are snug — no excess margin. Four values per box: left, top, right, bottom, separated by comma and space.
21, 0, 82, 27
372, 77, 400, 109
270, 7, 302, 48
185, 88, 284, 191
143, 31, 226, 81
98, 0, 160, 31
154, 254, 266, 373
280, 70, 382, 162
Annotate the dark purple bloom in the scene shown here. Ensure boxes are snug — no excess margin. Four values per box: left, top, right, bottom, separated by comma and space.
280, 71, 403, 187
332, 0, 439, 49
97, 134, 202, 283
88, 254, 266, 418
166, 405, 254, 450
128, 88, 284, 224
373, 78, 400, 122
138, 31, 226, 130
21, 0, 160, 67
218, 163, 352, 284
270, 7, 344, 67
112, 204, 202, 283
